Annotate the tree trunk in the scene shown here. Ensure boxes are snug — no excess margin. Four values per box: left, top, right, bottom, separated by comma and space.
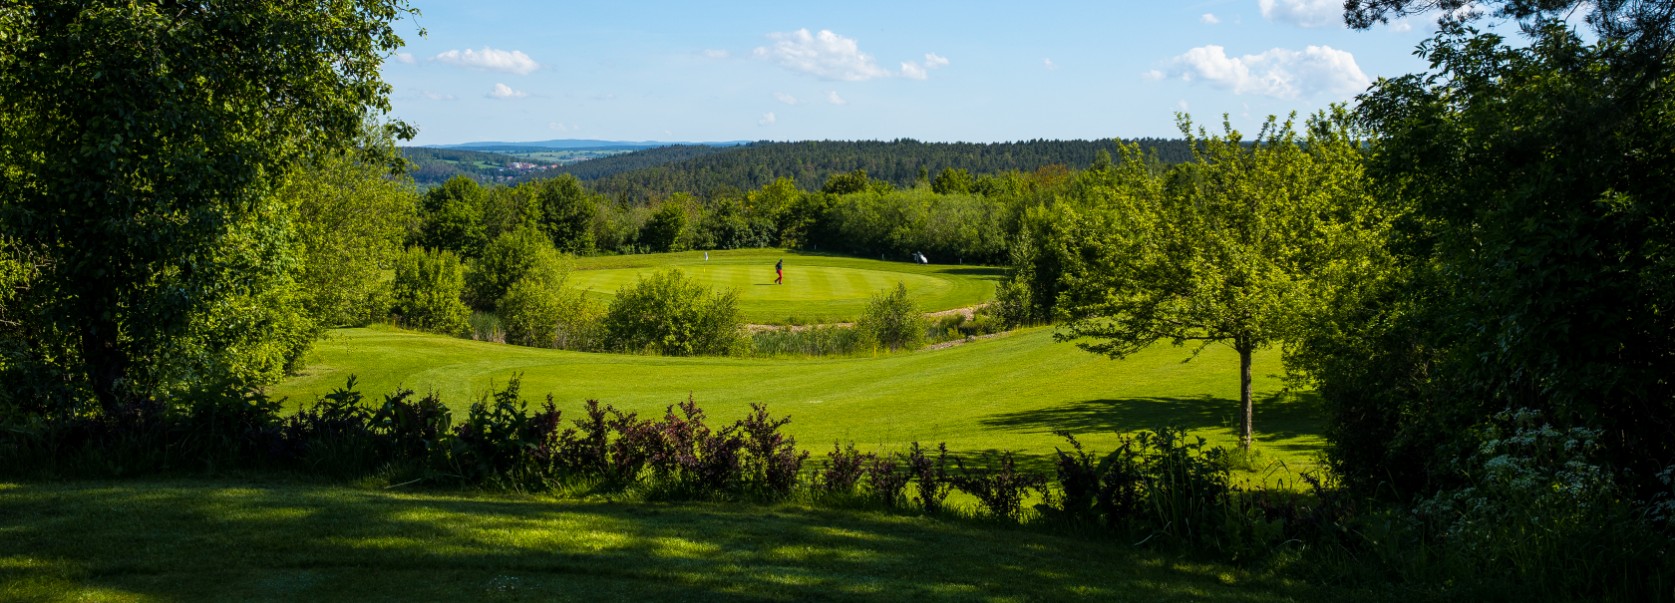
1239, 344, 1254, 451
81, 315, 130, 418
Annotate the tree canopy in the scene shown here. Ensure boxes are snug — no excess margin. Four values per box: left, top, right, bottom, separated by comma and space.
1057, 113, 1375, 450
0, 1, 414, 414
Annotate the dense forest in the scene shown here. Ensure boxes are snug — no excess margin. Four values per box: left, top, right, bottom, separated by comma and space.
405, 138, 1193, 202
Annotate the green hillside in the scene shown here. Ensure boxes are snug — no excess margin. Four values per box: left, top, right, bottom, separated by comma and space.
276, 326, 1322, 478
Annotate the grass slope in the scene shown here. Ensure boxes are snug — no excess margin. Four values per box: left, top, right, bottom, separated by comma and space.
0, 479, 1330, 602
276, 326, 1323, 477
568, 249, 1003, 324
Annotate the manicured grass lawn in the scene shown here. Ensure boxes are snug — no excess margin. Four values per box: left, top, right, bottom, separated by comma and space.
0, 479, 1330, 602
275, 326, 1323, 481
567, 249, 1003, 324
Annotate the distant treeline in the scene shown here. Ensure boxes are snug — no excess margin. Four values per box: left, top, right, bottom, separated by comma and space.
403, 147, 531, 187
533, 139, 1192, 204
399, 139, 1192, 202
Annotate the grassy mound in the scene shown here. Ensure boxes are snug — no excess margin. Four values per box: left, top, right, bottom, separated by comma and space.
568, 249, 1003, 324
277, 326, 1323, 478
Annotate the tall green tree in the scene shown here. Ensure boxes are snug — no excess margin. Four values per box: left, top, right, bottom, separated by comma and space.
641, 200, 689, 252
391, 247, 471, 336
285, 145, 419, 328
416, 175, 489, 256
529, 174, 598, 254
0, 0, 414, 414
1315, 19, 1675, 496
1058, 113, 1373, 450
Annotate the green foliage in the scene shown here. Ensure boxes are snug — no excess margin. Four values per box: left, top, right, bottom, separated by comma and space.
641, 200, 688, 252
749, 325, 862, 357
856, 283, 927, 353
463, 226, 559, 310
601, 269, 749, 356
536, 139, 1191, 204
1314, 22, 1675, 499
415, 175, 489, 256
497, 250, 601, 350
1057, 112, 1375, 449
0, 0, 413, 414
819, 188, 1008, 263
286, 147, 419, 328
529, 174, 599, 253
930, 167, 972, 194
391, 248, 471, 336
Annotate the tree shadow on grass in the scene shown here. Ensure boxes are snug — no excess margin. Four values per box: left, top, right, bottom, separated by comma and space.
0, 479, 1323, 602
981, 395, 1236, 435
930, 266, 1007, 280
980, 393, 1325, 455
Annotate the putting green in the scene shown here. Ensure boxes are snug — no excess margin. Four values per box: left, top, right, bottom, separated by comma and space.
567, 249, 1002, 323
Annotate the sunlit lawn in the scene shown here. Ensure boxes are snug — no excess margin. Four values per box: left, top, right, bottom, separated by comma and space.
567, 249, 1003, 324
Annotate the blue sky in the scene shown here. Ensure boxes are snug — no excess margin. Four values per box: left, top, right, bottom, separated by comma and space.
381, 0, 1464, 145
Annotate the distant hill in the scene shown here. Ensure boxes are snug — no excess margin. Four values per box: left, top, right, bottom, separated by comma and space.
404, 138, 1193, 199
403, 139, 750, 188
436, 139, 750, 153
523, 138, 1193, 204
403, 147, 529, 187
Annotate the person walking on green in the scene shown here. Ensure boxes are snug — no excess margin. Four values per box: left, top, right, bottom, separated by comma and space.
774, 258, 784, 285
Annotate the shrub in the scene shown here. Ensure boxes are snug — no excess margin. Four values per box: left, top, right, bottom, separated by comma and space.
445, 378, 566, 490
1044, 432, 1142, 528
391, 247, 471, 336
856, 282, 927, 353
463, 226, 561, 311
908, 441, 952, 514
601, 269, 748, 356
819, 442, 870, 496
737, 403, 808, 498
639, 397, 745, 498
952, 452, 1047, 521
497, 249, 600, 350
864, 453, 910, 507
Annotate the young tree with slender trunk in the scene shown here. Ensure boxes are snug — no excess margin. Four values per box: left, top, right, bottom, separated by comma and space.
1057, 111, 1373, 451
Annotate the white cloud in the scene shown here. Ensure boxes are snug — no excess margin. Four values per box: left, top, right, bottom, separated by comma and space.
1201, 13, 1221, 25
433, 47, 540, 75
1177, 99, 1191, 112
1044, 58, 1059, 71
419, 91, 456, 101
548, 122, 570, 132
702, 49, 731, 59
1142, 69, 1165, 81
1157, 45, 1371, 98
487, 83, 528, 99
1389, 19, 1415, 32
394, 52, 416, 64
1258, 0, 1342, 28
826, 90, 848, 105
753, 29, 938, 81
759, 112, 777, 126
774, 92, 800, 105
